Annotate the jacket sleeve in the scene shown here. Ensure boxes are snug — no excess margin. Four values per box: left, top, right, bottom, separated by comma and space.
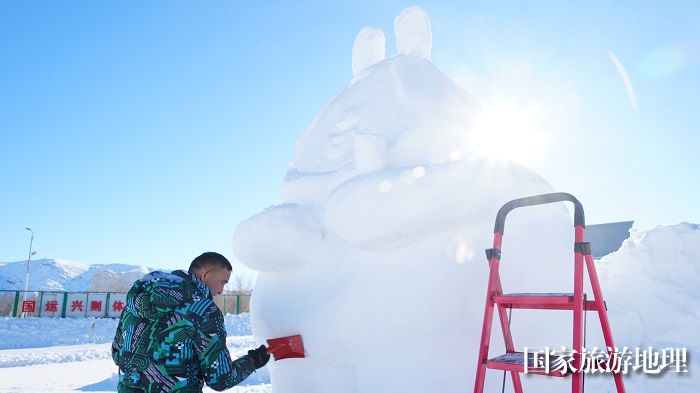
111, 311, 124, 366
194, 305, 257, 391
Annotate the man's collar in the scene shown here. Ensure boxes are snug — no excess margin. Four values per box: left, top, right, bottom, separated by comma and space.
172, 270, 213, 299
188, 271, 213, 299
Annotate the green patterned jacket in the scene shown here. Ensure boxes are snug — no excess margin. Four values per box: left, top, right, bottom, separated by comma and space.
111, 270, 256, 392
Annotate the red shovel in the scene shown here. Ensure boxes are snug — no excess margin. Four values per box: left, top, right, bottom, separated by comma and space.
266, 334, 305, 360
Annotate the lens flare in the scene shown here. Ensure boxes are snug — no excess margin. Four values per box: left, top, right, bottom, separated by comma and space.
470, 100, 546, 164
608, 50, 638, 110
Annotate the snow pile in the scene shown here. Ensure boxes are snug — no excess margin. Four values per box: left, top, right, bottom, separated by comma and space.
224, 312, 255, 336
234, 6, 575, 393
0, 313, 271, 392
601, 223, 700, 349
0, 344, 112, 368
0, 317, 118, 350
0, 313, 253, 350
0, 258, 153, 292
587, 223, 700, 392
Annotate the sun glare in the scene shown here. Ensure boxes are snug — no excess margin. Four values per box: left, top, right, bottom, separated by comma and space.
471, 101, 546, 165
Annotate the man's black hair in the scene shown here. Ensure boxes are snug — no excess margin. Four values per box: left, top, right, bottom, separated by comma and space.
188, 252, 233, 274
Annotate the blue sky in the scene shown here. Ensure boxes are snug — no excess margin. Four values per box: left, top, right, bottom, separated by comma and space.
1, 1, 698, 274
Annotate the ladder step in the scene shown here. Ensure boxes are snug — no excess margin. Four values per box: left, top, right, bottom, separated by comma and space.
486, 352, 570, 377
494, 293, 601, 311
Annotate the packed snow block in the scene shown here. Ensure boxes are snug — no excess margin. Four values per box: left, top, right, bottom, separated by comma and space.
233, 6, 576, 393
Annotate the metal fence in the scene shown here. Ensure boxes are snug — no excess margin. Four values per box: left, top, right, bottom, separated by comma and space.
0, 290, 251, 318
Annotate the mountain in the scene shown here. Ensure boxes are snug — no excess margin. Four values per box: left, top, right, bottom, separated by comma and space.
0, 258, 154, 292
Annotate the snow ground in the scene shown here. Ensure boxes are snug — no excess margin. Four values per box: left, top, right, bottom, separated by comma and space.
0, 314, 270, 393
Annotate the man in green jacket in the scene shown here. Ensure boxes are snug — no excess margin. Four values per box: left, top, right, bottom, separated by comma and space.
112, 252, 269, 392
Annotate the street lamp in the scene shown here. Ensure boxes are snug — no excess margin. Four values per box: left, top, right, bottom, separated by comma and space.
22, 228, 37, 317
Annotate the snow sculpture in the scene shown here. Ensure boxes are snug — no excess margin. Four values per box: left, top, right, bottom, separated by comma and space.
234, 6, 574, 393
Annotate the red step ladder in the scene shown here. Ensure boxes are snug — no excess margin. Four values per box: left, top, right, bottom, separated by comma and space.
473, 193, 626, 393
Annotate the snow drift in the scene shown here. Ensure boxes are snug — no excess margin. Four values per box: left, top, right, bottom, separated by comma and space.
588, 223, 700, 392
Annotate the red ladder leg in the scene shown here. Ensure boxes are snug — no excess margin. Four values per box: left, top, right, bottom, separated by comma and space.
474, 234, 505, 393
572, 248, 585, 393
584, 253, 626, 393
495, 282, 523, 392
474, 256, 500, 393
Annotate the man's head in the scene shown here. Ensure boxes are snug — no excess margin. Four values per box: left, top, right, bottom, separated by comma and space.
189, 252, 232, 295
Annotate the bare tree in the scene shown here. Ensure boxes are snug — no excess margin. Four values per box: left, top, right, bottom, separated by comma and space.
88, 270, 141, 292
225, 273, 253, 295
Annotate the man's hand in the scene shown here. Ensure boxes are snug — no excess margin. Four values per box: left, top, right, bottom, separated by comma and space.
247, 345, 271, 369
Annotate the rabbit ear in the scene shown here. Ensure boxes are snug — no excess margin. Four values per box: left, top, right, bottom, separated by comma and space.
352, 27, 386, 77
394, 6, 432, 60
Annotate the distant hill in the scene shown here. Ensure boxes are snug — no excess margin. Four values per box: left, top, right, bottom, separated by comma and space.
0, 258, 155, 292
